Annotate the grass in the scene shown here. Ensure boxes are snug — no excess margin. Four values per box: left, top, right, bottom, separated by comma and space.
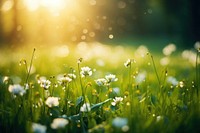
0, 42, 199, 133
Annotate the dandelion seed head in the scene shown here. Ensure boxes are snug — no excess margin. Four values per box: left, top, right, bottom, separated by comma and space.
160, 57, 170, 66
135, 45, 149, 57
194, 41, 200, 50
163, 43, 176, 56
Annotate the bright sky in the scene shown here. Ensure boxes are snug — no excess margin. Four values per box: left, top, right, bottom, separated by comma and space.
23, 0, 77, 12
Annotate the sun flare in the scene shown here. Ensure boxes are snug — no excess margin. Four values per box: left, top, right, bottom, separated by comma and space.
23, 0, 76, 12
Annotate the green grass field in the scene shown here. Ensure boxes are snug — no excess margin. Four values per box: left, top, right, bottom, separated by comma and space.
0, 42, 200, 133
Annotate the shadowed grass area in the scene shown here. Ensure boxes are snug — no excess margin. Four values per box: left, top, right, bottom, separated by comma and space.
0, 42, 199, 133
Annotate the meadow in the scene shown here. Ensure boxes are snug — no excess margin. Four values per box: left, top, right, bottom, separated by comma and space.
0, 42, 200, 133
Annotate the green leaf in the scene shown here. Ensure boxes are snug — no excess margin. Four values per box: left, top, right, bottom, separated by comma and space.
91, 98, 111, 112
75, 96, 84, 107
68, 113, 81, 121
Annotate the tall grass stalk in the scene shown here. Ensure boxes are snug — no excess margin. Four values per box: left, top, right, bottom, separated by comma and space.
149, 54, 161, 87
196, 49, 200, 100
77, 58, 84, 99
25, 48, 36, 84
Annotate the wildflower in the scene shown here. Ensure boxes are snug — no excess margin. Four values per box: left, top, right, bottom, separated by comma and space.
32, 123, 47, 133
80, 66, 92, 77
80, 103, 91, 112
38, 79, 51, 90
112, 117, 128, 128
105, 74, 118, 83
8, 84, 26, 96
167, 76, 178, 86
68, 73, 76, 80
58, 76, 72, 86
163, 43, 176, 56
45, 97, 59, 108
124, 59, 131, 68
3, 76, 10, 84
51, 118, 69, 129
111, 97, 123, 106
95, 78, 107, 86
179, 81, 184, 88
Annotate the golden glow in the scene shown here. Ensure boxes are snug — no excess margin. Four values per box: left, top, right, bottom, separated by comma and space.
23, 0, 76, 12
1, 0, 14, 12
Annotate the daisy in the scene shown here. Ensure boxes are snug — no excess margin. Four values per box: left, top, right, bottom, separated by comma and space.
95, 78, 107, 86
38, 79, 51, 90
105, 74, 118, 83
111, 97, 123, 106
80, 66, 92, 77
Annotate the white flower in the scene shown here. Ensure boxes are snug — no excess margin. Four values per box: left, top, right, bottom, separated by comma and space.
80, 103, 91, 112
38, 79, 51, 89
80, 66, 92, 77
45, 97, 59, 108
59, 76, 72, 86
51, 118, 69, 129
105, 74, 118, 83
163, 43, 176, 56
124, 59, 135, 68
8, 84, 26, 96
68, 73, 76, 80
32, 123, 47, 133
95, 78, 107, 86
111, 97, 123, 106
112, 117, 128, 128
167, 76, 178, 86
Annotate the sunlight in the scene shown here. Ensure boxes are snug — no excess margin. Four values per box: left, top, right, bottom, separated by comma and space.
23, 0, 76, 12
1, 0, 14, 12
